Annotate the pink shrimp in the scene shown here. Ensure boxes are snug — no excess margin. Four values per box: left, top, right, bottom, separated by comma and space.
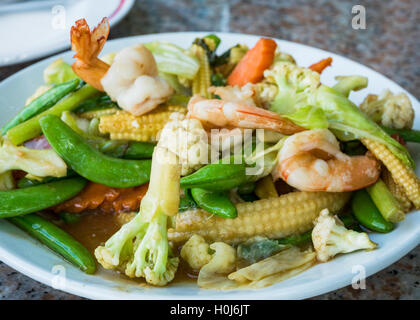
187, 95, 304, 134
70, 18, 110, 91
272, 129, 380, 192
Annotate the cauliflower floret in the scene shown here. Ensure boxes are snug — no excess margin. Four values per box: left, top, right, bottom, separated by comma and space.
158, 117, 211, 176
359, 89, 414, 129
180, 235, 213, 270
0, 138, 67, 178
200, 242, 236, 275
256, 61, 320, 108
312, 209, 376, 262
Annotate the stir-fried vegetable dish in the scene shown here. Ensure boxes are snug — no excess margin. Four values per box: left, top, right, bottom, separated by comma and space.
1, 17, 419, 289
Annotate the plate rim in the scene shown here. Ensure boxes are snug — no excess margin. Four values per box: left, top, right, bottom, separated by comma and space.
0, 32, 419, 300
0, 0, 135, 67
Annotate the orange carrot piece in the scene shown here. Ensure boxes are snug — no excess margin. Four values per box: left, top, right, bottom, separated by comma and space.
53, 182, 148, 214
308, 57, 333, 74
227, 38, 277, 86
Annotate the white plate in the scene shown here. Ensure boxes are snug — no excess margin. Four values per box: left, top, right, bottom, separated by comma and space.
0, 33, 419, 300
0, 0, 134, 66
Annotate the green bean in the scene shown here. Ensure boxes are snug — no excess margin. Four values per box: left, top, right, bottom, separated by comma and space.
0, 178, 86, 218
74, 95, 118, 113
191, 187, 237, 219
380, 125, 420, 143
123, 142, 155, 159
1, 79, 80, 135
9, 214, 96, 274
7, 84, 99, 145
40, 114, 151, 188
352, 190, 394, 233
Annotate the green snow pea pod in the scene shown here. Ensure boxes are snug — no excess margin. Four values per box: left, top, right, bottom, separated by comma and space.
9, 214, 96, 274
1, 79, 80, 135
0, 178, 86, 218
123, 142, 155, 159
40, 114, 151, 188
180, 158, 252, 191
352, 190, 394, 233
191, 187, 237, 219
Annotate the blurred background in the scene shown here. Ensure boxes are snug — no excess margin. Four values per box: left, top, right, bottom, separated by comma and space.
0, 0, 419, 300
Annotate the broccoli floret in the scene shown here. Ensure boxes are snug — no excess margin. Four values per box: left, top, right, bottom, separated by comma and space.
333, 75, 368, 97
95, 146, 181, 286
312, 209, 376, 262
359, 89, 414, 130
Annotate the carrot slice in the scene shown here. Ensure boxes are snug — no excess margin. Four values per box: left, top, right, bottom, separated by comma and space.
227, 38, 277, 86
308, 57, 333, 74
53, 182, 148, 214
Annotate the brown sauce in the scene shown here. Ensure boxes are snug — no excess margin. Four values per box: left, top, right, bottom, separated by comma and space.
60, 210, 196, 284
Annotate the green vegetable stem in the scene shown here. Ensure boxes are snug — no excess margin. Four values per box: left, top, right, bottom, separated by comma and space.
7, 84, 99, 145
1, 79, 80, 135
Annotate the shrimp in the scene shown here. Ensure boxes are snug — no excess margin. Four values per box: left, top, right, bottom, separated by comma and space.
187, 95, 304, 134
208, 83, 257, 106
272, 129, 380, 192
70, 18, 110, 91
71, 18, 173, 116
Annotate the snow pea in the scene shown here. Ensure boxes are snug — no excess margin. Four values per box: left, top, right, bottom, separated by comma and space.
191, 187, 237, 219
9, 213, 96, 274
0, 178, 86, 218
352, 190, 394, 233
180, 159, 251, 191
1, 79, 80, 135
123, 142, 155, 159
40, 114, 151, 188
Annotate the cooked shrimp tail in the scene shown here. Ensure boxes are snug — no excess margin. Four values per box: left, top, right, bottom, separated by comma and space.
273, 129, 380, 192
187, 95, 304, 134
71, 18, 110, 91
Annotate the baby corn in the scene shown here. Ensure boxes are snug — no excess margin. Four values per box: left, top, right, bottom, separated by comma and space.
382, 169, 412, 212
169, 191, 351, 244
99, 105, 187, 142
191, 45, 211, 98
79, 108, 118, 120
362, 138, 420, 208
